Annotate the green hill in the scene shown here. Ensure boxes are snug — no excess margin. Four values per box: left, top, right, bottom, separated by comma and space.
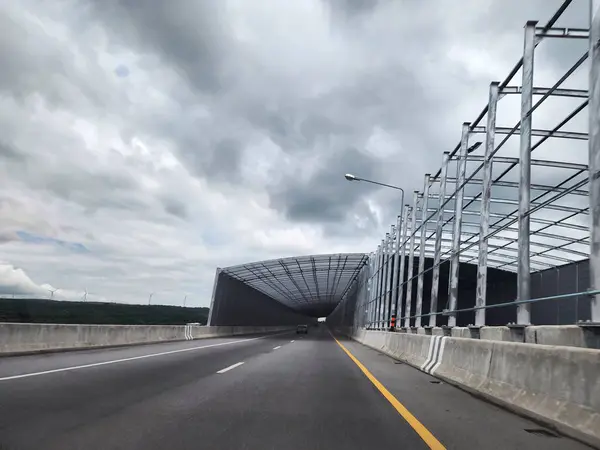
0, 298, 209, 325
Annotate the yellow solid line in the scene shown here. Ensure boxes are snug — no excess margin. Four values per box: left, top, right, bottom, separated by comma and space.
331, 334, 446, 450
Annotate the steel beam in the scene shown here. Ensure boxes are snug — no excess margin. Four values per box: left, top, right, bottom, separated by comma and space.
501, 86, 588, 98
471, 125, 587, 140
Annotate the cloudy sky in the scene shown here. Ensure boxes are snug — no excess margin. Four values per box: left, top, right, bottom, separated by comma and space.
0, 0, 590, 307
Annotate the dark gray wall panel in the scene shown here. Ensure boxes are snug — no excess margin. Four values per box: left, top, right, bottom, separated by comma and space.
209, 272, 313, 326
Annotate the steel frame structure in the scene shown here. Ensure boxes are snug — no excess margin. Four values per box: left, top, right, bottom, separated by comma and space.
364, 0, 600, 329
221, 253, 368, 316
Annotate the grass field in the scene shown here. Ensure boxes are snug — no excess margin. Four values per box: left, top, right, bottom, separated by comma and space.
0, 298, 209, 325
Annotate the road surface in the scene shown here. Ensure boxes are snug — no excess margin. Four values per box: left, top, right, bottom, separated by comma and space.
0, 328, 589, 449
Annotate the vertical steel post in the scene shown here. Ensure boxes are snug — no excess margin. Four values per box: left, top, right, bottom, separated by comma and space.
517, 21, 536, 325
430, 153, 449, 327
381, 235, 388, 328
373, 244, 382, 327
404, 191, 420, 328
377, 239, 386, 328
386, 227, 396, 328
367, 254, 375, 327
448, 123, 470, 327
391, 214, 402, 319
589, 2, 600, 323
398, 205, 410, 327
475, 82, 499, 327
415, 174, 431, 328
382, 233, 391, 327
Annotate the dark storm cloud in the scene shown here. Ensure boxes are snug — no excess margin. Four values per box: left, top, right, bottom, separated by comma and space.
162, 196, 189, 220
86, 0, 583, 235
321, 0, 386, 19
269, 146, 379, 223
0, 141, 27, 162
92, 0, 232, 94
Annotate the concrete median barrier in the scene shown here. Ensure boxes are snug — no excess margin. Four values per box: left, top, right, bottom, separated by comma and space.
347, 328, 600, 448
0, 323, 293, 356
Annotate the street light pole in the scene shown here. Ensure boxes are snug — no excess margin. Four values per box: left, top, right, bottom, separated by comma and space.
344, 174, 405, 210
345, 173, 406, 329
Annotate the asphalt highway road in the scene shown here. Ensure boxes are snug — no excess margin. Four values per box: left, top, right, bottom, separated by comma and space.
0, 328, 591, 450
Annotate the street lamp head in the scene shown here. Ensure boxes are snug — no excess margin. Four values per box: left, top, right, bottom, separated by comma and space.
344, 173, 358, 181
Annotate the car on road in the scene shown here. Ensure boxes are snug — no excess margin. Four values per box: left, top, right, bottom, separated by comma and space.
296, 324, 308, 334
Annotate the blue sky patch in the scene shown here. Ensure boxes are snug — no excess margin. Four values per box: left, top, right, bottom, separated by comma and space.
17, 231, 89, 254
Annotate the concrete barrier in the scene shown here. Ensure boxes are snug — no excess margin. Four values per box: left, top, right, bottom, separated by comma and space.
0, 323, 293, 356
347, 328, 600, 448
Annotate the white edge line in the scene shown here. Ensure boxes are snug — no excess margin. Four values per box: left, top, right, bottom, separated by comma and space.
273, 346, 281, 350
216, 361, 244, 374
0, 331, 290, 382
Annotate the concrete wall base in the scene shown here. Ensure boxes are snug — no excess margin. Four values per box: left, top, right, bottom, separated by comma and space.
0, 323, 293, 356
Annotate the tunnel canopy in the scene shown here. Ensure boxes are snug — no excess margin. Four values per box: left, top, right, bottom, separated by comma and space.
221, 253, 368, 317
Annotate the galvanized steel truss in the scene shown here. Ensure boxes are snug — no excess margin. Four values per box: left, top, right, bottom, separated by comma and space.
364, 0, 600, 329
222, 253, 368, 315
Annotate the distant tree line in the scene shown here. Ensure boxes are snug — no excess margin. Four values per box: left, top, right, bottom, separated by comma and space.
0, 298, 209, 325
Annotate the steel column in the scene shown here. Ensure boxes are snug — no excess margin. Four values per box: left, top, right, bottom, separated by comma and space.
398, 205, 411, 327
381, 232, 391, 327
391, 214, 402, 320
448, 122, 469, 327
404, 191, 420, 328
385, 228, 395, 328
415, 174, 431, 328
448, 123, 470, 327
590, 2, 600, 322
367, 254, 375, 327
475, 82, 499, 327
380, 237, 389, 328
373, 243, 382, 327
517, 21, 537, 325
377, 241, 385, 328
430, 153, 449, 327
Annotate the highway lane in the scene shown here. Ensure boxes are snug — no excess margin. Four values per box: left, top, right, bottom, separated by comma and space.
0, 328, 591, 449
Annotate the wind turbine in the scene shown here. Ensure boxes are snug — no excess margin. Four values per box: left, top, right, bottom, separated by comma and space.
148, 292, 154, 305
48, 288, 58, 300
183, 295, 187, 307
82, 288, 88, 302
